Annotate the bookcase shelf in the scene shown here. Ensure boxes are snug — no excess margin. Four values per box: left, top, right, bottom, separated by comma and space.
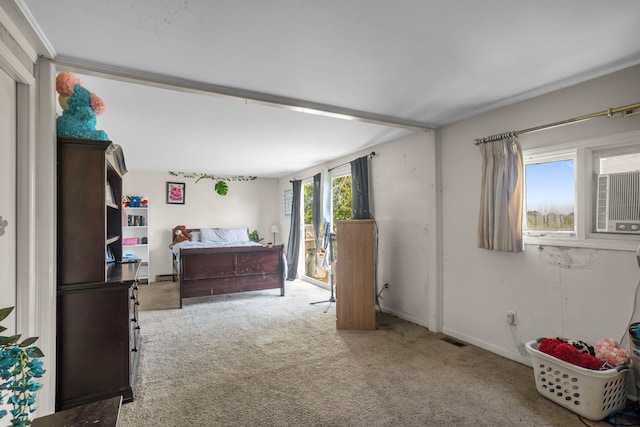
122, 203, 150, 283
56, 137, 141, 411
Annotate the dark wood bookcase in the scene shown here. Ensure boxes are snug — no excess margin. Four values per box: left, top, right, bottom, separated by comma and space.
56, 137, 141, 411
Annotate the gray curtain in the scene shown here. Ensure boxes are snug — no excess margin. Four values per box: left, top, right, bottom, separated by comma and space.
477, 134, 524, 252
286, 180, 301, 280
351, 156, 372, 219
311, 173, 322, 274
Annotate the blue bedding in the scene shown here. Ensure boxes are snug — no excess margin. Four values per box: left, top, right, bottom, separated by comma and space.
171, 239, 262, 259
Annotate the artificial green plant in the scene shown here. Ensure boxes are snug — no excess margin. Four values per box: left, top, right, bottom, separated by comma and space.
248, 230, 263, 243
0, 306, 46, 427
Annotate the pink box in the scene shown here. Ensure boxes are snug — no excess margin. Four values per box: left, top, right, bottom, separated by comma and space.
122, 237, 138, 245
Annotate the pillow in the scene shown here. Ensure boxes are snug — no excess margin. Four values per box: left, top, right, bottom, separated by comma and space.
190, 231, 200, 242
224, 227, 250, 242
200, 228, 218, 242
201, 227, 250, 243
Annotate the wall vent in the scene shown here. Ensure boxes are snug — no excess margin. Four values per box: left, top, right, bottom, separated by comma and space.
441, 337, 467, 347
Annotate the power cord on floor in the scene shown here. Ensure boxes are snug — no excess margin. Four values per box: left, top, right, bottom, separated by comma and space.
576, 400, 640, 426
604, 402, 640, 426
376, 283, 388, 314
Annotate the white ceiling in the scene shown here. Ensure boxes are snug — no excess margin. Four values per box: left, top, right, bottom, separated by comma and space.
18, 0, 640, 178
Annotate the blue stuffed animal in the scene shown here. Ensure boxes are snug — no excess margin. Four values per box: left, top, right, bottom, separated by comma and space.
56, 72, 109, 141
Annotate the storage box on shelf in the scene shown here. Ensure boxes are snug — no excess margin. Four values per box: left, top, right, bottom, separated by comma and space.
525, 340, 629, 421
122, 200, 150, 283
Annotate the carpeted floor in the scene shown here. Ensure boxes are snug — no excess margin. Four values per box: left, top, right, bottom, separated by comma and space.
120, 280, 611, 426
137, 280, 181, 311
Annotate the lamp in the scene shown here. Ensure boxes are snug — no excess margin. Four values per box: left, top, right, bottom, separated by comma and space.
271, 224, 279, 244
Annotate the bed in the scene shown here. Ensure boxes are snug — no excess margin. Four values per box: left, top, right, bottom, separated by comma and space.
171, 227, 285, 308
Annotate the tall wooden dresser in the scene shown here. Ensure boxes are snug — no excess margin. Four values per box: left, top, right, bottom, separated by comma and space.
56, 137, 141, 411
335, 219, 376, 330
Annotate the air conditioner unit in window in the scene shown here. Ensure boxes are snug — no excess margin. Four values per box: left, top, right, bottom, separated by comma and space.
596, 171, 640, 233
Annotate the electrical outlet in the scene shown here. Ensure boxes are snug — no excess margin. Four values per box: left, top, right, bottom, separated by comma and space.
506, 310, 517, 326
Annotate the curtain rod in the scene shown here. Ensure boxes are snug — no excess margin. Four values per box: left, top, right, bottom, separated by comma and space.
328, 151, 376, 172
473, 101, 640, 145
289, 151, 376, 181
289, 175, 315, 183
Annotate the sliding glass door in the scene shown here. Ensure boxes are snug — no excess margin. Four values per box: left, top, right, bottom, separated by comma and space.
303, 178, 328, 284
301, 167, 352, 287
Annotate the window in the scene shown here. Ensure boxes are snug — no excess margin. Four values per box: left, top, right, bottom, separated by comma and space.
331, 164, 352, 231
523, 130, 640, 250
525, 155, 575, 236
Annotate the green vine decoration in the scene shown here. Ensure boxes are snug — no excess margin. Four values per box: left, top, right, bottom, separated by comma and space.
169, 172, 256, 196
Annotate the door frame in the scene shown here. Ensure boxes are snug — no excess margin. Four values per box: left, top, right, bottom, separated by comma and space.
0, 6, 57, 416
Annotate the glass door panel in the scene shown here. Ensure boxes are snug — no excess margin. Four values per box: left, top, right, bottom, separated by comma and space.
303, 181, 328, 284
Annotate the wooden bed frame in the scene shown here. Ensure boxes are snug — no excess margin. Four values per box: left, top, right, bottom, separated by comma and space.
172, 230, 285, 308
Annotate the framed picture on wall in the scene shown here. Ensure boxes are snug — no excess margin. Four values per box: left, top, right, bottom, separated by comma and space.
166, 182, 186, 204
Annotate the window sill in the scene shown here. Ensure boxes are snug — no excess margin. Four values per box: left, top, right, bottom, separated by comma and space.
524, 235, 640, 251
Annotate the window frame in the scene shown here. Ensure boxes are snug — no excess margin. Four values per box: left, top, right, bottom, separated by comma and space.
331, 164, 351, 179
523, 150, 577, 238
522, 130, 640, 251
330, 163, 352, 229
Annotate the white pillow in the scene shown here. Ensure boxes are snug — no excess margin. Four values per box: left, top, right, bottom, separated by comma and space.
200, 228, 218, 242
200, 227, 250, 243
225, 227, 250, 242
190, 231, 201, 242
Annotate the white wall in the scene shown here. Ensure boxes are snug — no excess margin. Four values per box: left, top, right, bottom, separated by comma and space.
277, 131, 439, 327
370, 132, 438, 326
439, 64, 640, 364
123, 171, 279, 279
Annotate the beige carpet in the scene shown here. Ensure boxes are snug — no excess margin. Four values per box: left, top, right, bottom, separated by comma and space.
120, 280, 611, 426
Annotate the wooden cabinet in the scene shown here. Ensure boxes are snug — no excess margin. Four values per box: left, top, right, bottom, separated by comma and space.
56, 137, 141, 411
335, 220, 376, 330
57, 138, 123, 284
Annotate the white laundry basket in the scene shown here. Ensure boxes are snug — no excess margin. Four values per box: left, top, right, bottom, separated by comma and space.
526, 339, 629, 421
